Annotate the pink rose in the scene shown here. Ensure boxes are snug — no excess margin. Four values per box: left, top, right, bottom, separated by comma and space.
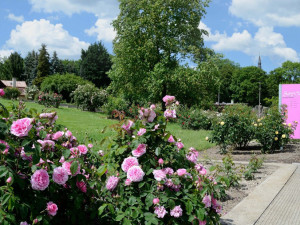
62, 161, 80, 176
150, 104, 156, 110
52, 131, 64, 141
153, 169, 166, 181
65, 130, 72, 138
20, 222, 29, 225
153, 198, 160, 205
162, 95, 175, 106
0, 89, 5, 96
164, 109, 176, 119
121, 157, 139, 172
52, 167, 68, 185
78, 145, 88, 154
127, 166, 145, 182
10, 118, 33, 137
76, 181, 87, 193
0, 140, 9, 155
106, 176, 119, 191
6, 176, 12, 183
132, 144, 147, 158
177, 169, 187, 176
47, 202, 58, 216
122, 120, 134, 132
168, 135, 175, 143
154, 206, 167, 218
88, 144, 93, 148
176, 142, 184, 149
202, 195, 211, 208
186, 147, 199, 164
31, 169, 49, 191
170, 205, 183, 218
199, 221, 207, 225
158, 158, 164, 165
137, 128, 147, 136
125, 178, 132, 186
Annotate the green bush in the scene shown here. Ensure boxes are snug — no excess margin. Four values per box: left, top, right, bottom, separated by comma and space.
25, 85, 39, 100
178, 106, 216, 130
3, 87, 21, 99
37, 92, 62, 108
40, 73, 92, 102
103, 95, 131, 117
72, 84, 107, 111
243, 155, 264, 180
255, 105, 296, 153
209, 104, 256, 154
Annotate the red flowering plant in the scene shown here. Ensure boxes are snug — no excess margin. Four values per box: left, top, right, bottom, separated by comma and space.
0, 102, 103, 225
99, 96, 224, 225
37, 92, 62, 108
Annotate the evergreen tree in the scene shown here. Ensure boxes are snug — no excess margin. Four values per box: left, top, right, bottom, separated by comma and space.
61, 59, 80, 75
8, 52, 24, 80
23, 50, 39, 85
80, 42, 112, 88
0, 57, 11, 80
33, 44, 50, 87
50, 51, 63, 75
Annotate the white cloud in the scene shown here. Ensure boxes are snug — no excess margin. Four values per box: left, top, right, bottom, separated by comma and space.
0, 50, 14, 59
28, 0, 119, 18
85, 18, 116, 42
7, 13, 24, 23
4, 19, 89, 59
229, 0, 300, 27
198, 22, 227, 42
201, 22, 299, 62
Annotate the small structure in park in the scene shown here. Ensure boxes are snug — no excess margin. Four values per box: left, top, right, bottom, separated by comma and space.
279, 84, 300, 139
0, 78, 27, 97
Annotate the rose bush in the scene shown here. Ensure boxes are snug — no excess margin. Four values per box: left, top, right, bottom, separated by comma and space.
0, 102, 103, 225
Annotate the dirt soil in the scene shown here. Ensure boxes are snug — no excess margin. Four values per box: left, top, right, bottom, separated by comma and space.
198, 141, 300, 214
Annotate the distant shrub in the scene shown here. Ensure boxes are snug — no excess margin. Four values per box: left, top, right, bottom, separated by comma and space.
25, 85, 39, 100
103, 96, 131, 117
37, 92, 62, 108
72, 84, 107, 111
3, 87, 21, 100
40, 73, 91, 102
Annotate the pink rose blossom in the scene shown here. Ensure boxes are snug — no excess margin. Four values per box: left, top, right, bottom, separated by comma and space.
98, 150, 104, 156
88, 144, 93, 148
46, 202, 58, 216
127, 166, 145, 182
52, 167, 68, 185
153, 198, 160, 205
6, 176, 12, 183
122, 120, 134, 132
176, 142, 184, 149
20, 222, 29, 225
195, 164, 207, 175
170, 205, 183, 218
199, 221, 206, 225
140, 108, 156, 122
62, 161, 80, 176
21, 148, 32, 161
137, 128, 147, 136
78, 145, 88, 154
162, 167, 174, 175
52, 131, 64, 141
168, 135, 175, 143
150, 104, 156, 110
31, 169, 49, 191
125, 178, 132, 186
154, 206, 167, 218
186, 147, 199, 164
10, 118, 33, 137
0, 140, 9, 155
153, 124, 160, 130
37, 140, 55, 151
158, 158, 164, 165
177, 169, 187, 176
106, 176, 119, 191
202, 195, 211, 208
162, 95, 176, 106
0, 89, 5, 96
153, 169, 166, 181
70, 147, 80, 157
132, 144, 147, 158
65, 130, 72, 138
121, 157, 139, 172
76, 181, 87, 193
212, 195, 222, 214
164, 109, 176, 119
59, 156, 65, 163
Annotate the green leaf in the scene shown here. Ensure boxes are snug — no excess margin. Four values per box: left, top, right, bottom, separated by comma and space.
168, 199, 175, 209
22, 139, 31, 147
63, 149, 71, 159
97, 165, 107, 177
131, 208, 139, 219
185, 201, 193, 215
70, 161, 79, 175
0, 143, 5, 151
145, 194, 155, 209
196, 208, 205, 221
116, 214, 125, 221
155, 147, 161, 156
123, 218, 131, 225
98, 204, 107, 216
209, 165, 216, 172
1, 193, 10, 206
32, 152, 40, 165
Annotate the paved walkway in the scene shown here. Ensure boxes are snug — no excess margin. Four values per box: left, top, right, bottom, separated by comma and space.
221, 163, 299, 225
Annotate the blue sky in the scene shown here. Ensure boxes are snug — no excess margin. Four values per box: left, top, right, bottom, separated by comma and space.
0, 0, 299, 72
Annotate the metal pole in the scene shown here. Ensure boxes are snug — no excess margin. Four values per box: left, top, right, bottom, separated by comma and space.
259, 81, 261, 118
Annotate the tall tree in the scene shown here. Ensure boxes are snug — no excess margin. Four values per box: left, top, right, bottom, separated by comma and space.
61, 59, 81, 75
8, 52, 24, 80
109, 0, 210, 106
80, 42, 112, 87
230, 66, 267, 106
50, 51, 64, 75
23, 50, 39, 85
0, 57, 11, 80
33, 44, 50, 87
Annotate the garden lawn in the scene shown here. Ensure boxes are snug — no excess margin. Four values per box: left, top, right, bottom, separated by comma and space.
0, 99, 214, 151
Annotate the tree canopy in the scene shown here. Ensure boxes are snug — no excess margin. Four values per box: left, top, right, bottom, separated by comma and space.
33, 44, 51, 87
7, 52, 24, 80
109, 0, 210, 106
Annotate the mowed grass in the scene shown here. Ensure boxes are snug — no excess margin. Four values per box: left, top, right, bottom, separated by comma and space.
0, 99, 215, 150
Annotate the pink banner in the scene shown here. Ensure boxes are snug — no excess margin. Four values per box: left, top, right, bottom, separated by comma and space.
280, 84, 300, 139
